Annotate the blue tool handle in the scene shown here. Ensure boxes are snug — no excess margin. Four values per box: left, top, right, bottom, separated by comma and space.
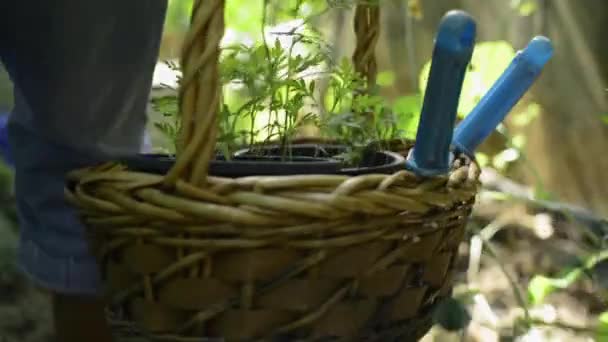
406, 10, 476, 177
452, 36, 553, 157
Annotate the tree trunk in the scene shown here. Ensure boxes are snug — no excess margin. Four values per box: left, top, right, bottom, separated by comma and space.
523, 0, 608, 216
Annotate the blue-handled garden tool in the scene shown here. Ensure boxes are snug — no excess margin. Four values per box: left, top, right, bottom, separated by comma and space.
406, 10, 476, 177
452, 36, 554, 157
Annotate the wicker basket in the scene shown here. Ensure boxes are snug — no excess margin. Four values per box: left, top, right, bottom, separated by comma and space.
65, 2, 481, 341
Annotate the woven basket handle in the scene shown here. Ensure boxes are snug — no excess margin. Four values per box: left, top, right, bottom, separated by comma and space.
164, 0, 380, 188
353, 2, 380, 93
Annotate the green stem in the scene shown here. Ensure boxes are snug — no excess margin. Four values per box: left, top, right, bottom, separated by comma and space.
261, 0, 270, 62
471, 222, 532, 322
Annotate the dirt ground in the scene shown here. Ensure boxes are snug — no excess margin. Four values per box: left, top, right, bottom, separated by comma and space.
0, 219, 54, 342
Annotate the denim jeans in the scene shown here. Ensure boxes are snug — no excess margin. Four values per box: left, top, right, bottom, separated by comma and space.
0, 0, 167, 295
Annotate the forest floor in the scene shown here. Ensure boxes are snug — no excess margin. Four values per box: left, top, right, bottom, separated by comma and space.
0, 166, 605, 342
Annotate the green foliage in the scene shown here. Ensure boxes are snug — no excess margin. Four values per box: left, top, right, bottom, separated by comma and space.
151, 95, 180, 154
597, 311, 608, 341
532, 184, 554, 201
156, 11, 408, 163
474, 152, 489, 167
218, 31, 329, 157
492, 147, 520, 171
322, 58, 363, 113
165, 0, 193, 34
527, 249, 608, 305
321, 59, 369, 140
602, 113, 608, 125
512, 102, 541, 127
268, 0, 328, 23
391, 94, 422, 138
226, 0, 265, 35
527, 274, 567, 305
319, 58, 407, 164
510, 0, 539, 16
376, 70, 395, 87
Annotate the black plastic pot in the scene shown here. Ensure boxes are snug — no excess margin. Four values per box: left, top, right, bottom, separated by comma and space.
339, 150, 406, 175
120, 144, 405, 178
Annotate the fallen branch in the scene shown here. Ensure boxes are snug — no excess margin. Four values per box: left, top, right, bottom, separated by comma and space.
479, 167, 608, 241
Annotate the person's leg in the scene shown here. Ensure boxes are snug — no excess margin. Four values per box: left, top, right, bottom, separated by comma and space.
53, 292, 115, 342
9, 125, 119, 341
5, 1, 168, 340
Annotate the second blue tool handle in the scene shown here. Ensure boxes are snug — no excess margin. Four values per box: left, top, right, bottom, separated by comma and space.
452, 36, 554, 157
